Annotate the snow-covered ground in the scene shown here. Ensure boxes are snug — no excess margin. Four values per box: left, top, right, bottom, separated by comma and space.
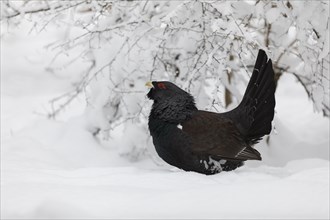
1, 23, 329, 219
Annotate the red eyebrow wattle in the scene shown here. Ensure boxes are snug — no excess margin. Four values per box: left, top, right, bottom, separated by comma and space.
158, 83, 167, 89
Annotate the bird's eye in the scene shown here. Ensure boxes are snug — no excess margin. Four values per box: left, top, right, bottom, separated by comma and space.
157, 83, 167, 90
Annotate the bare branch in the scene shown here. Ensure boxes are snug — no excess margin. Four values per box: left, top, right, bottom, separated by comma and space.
2, 1, 86, 20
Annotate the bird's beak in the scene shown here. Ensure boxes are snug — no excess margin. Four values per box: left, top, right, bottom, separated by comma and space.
145, 81, 154, 88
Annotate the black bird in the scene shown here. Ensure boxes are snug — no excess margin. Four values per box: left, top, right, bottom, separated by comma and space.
146, 50, 275, 175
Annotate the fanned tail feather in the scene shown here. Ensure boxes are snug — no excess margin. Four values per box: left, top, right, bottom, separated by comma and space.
223, 50, 276, 145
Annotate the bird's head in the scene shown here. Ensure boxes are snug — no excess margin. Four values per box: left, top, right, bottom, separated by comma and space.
146, 81, 197, 123
146, 81, 188, 101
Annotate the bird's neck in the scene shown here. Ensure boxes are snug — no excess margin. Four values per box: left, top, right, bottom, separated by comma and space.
150, 98, 197, 124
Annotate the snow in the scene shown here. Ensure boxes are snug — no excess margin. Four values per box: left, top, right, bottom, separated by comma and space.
1, 11, 330, 220
265, 8, 281, 24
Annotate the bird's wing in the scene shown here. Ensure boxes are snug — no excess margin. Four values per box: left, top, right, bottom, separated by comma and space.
181, 111, 261, 161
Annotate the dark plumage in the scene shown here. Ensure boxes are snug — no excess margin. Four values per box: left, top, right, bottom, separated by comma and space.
146, 50, 275, 175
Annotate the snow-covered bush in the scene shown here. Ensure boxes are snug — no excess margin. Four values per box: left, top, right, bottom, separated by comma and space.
2, 0, 329, 159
